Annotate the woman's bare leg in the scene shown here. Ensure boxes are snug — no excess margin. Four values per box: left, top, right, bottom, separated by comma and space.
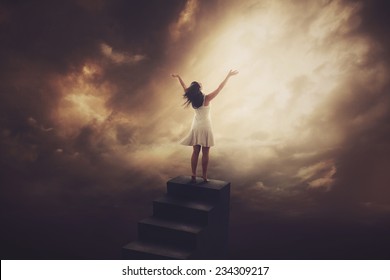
191, 145, 201, 180
201, 146, 210, 181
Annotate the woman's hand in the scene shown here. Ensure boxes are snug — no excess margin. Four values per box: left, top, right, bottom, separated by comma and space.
228, 70, 239, 77
172, 74, 187, 90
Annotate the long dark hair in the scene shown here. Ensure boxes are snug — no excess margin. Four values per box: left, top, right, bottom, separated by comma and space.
183, 81, 204, 109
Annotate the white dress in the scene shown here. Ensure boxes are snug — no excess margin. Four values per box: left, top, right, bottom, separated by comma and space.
180, 95, 215, 147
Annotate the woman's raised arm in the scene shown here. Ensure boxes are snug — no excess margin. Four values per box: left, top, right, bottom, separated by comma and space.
206, 70, 238, 103
171, 74, 187, 91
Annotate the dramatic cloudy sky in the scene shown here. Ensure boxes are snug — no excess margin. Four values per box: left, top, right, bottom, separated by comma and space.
1, 0, 389, 259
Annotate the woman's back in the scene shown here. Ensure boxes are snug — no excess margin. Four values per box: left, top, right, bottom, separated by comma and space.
193, 102, 211, 124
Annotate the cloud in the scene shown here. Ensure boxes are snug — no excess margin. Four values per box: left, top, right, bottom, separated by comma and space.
1, 0, 390, 259
296, 160, 336, 190
100, 43, 146, 64
170, 0, 199, 41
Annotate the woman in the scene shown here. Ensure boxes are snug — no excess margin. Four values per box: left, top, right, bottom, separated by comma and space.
172, 70, 238, 183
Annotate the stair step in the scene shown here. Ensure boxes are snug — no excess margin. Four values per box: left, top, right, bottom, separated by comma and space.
138, 217, 204, 250
122, 240, 193, 260
153, 195, 214, 225
155, 195, 214, 211
140, 217, 204, 234
167, 176, 230, 202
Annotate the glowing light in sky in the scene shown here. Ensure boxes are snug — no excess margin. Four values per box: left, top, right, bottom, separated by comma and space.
166, 0, 388, 190
181, 1, 368, 143
202, 4, 354, 130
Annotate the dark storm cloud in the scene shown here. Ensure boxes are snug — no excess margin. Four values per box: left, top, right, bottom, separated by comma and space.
1, 0, 187, 259
0, 0, 185, 163
317, 0, 390, 213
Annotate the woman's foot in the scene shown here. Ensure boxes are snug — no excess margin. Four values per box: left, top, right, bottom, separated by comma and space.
190, 175, 197, 183
202, 176, 209, 183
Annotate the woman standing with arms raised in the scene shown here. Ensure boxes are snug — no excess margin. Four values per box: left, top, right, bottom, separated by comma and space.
172, 70, 238, 183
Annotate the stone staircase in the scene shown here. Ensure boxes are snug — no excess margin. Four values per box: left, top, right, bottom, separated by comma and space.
122, 176, 230, 259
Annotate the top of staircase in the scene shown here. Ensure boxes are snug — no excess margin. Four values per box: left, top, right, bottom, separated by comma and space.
168, 176, 230, 190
